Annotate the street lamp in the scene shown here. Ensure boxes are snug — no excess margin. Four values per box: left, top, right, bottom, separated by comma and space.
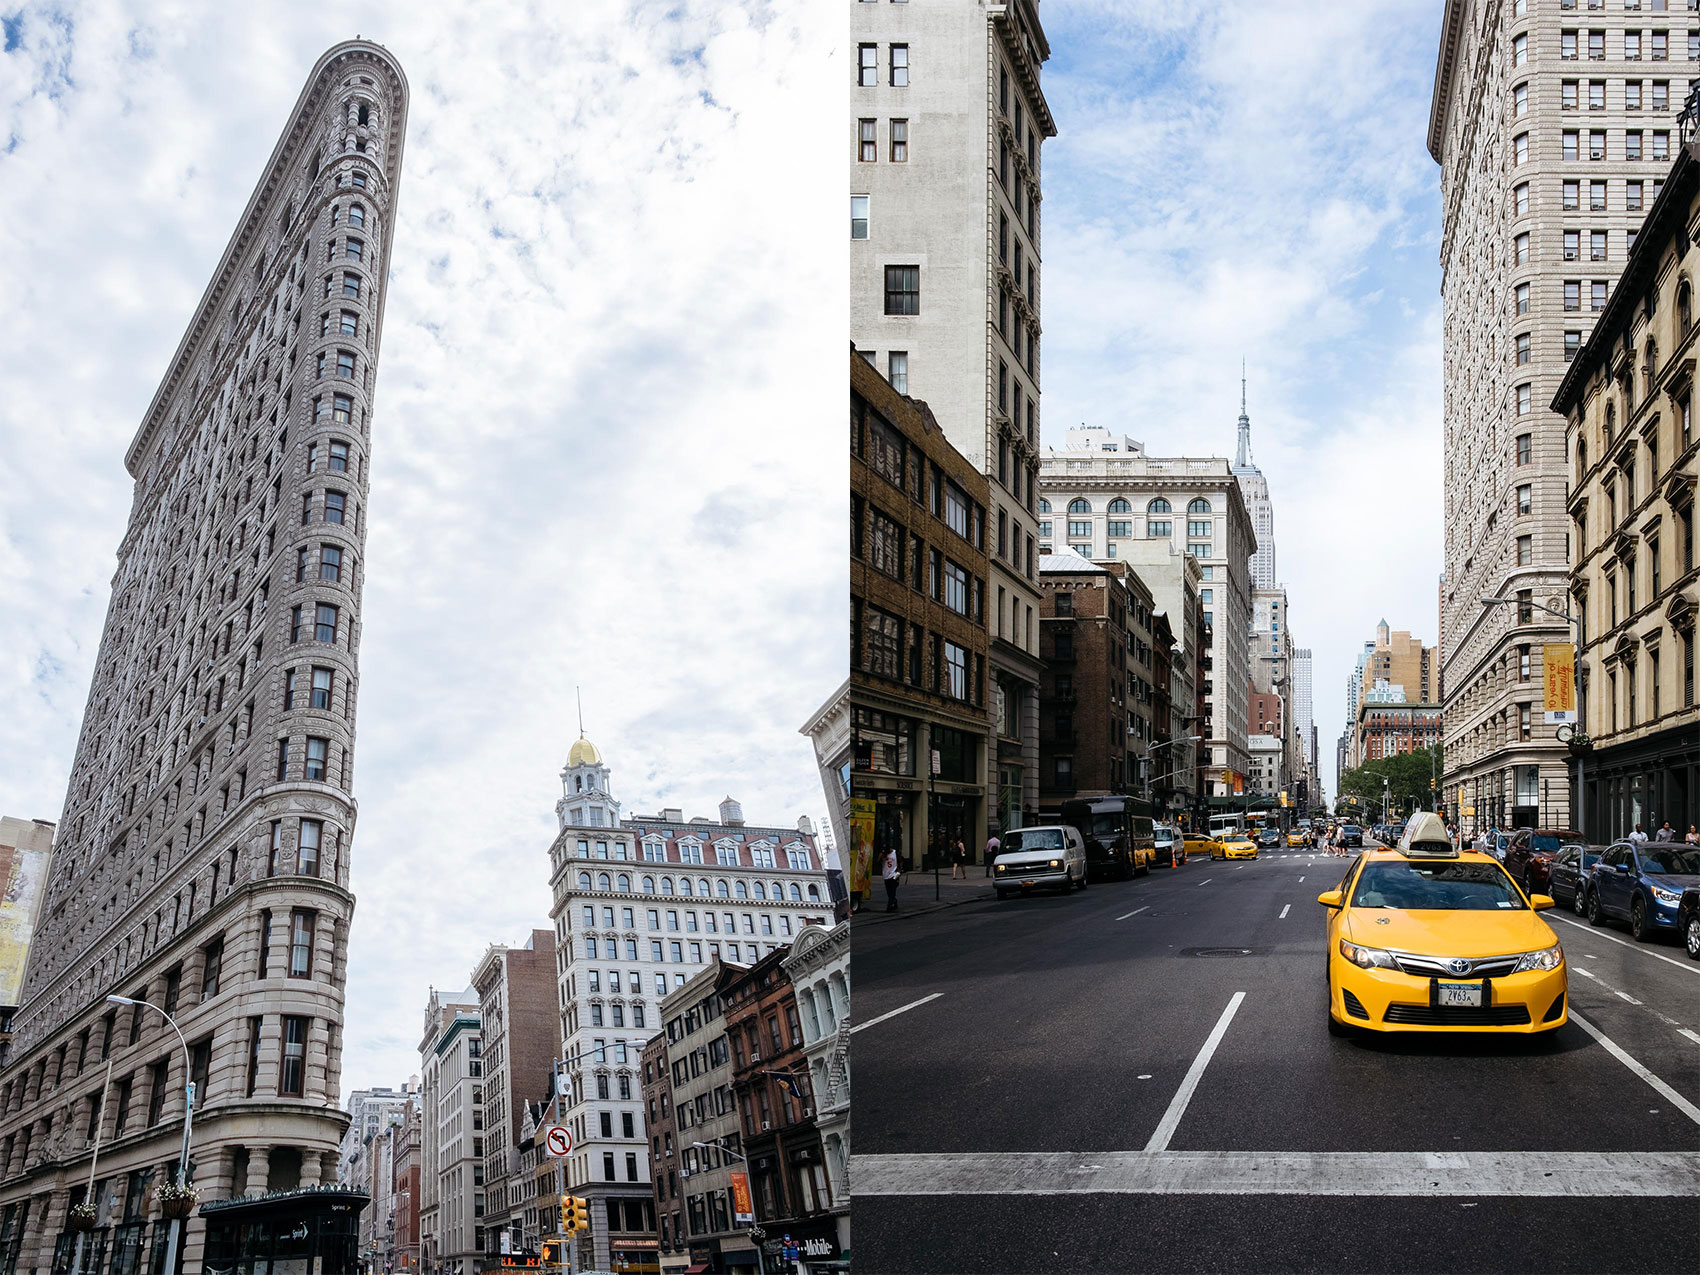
689, 1145, 764, 1275
1143, 736, 1202, 805
106, 995, 193, 1275
1481, 594, 1585, 839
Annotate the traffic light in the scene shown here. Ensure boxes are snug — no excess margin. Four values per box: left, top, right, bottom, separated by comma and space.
541, 1242, 560, 1268
560, 1196, 589, 1235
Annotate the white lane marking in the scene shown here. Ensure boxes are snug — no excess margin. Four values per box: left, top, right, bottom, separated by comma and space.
1574, 962, 1693, 1033
850, 1150, 1700, 1197
1298, 876, 1306, 883
1145, 991, 1245, 1153
1616, 990, 1645, 1005
1116, 906, 1150, 921
850, 992, 942, 1035
1553, 915, 1700, 976
1197, 878, 1214, 887
1681, 1029, 1700, 1046
1279, 904, 1291, 919
1576, 967, 1599, 981
1570, 1009, 1700, 1129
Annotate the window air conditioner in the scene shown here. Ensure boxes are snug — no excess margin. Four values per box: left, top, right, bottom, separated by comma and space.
761, 1121, 772, 1132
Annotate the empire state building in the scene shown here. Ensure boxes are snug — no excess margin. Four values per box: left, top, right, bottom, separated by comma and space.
1230, 375, 1276, 590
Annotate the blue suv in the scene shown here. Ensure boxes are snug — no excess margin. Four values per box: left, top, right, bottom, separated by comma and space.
1586, 841, 1700, 941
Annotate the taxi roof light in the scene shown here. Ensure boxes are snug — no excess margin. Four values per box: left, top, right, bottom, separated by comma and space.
1398, 812, 1458, 858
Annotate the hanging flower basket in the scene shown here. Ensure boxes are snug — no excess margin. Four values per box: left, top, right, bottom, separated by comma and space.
156, 1185, 199, 1220
1567, 733, 1594, 755
67, 1203, 98, 1232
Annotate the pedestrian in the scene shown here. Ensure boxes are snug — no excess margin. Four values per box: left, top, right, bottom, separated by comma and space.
1687, 825, 1700, 846
1655, 821, 1676, 842
984, 832, 1001, 876
1629, 823, 1650, 846
882, 846, 900, 912
951, 837, 967, 880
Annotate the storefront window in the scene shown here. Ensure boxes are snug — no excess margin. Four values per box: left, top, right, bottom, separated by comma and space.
931, 725, 974, 783
852, 708, 915, 776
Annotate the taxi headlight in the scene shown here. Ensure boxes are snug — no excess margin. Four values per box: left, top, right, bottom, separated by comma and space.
1513, 944, 1562, 973
1649, 884, 1681, 905
1338, 939, 1399, 970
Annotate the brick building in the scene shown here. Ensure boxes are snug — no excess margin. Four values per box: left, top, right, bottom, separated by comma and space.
0, 40, 407, 1275
471, 930, 558, 1262
851, 349, 996, 869
417, 988, 483, 1275
639, 1035, 677, 1269
1036, 555, 1155, 809
724, 948, 839, 1273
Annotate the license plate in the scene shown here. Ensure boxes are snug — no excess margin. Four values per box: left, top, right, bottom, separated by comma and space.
1437, 983, 1483, 1008
1021, 880, 1036, 888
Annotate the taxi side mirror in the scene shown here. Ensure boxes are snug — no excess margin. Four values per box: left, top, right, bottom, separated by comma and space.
1530, 894, 1555, 911
1317, 889, 1344, 909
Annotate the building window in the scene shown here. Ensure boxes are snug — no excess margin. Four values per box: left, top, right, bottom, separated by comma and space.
1563, 180, 1579, 210
858, 118, 876, 162
279, 1016, 307, 1096
319, 545, 343, 583
276, 739, 291, 783
299, 819, 322, 877
290, 910, 315, 977
1563, 131, 1579, 161
1518, 384, 1532, 413
311, 667, 333, 709
1564, 229, 1580, 260
888, 350, 908, 393
1517, 484, 1532, 515
890, 118, 907, 161
1590, 230, 1607, 261
884, 265, 919, 315
889, 44, 908, 86
305, 736, 328, 782
1515, 332, 1531, 364
316, 603, 338, 642
1516, 434, 1532, 465
201, 937, 224, 1000
333, 394, 352, 423
1517, 534, 1532, 566
1515, 132, 1530, 164
850, 194, 869, 239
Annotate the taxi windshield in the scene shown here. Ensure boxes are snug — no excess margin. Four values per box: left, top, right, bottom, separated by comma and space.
1004, 828, 1064, 852
1640, 847, 1700, 874
1350, 860, 1525, 911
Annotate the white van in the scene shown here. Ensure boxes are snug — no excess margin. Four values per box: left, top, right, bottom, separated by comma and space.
993, 825, 1088, 898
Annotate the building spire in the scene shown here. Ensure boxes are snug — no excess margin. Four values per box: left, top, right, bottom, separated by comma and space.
576, 685, 584, 737
1235, 361, 1252, 469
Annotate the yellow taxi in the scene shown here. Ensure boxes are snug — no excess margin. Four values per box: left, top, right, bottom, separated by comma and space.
1287, 830, 1311, 848
1215, 834, 1258, 860
1318, 813, 1567, 1035
1179, 833, 1221, 864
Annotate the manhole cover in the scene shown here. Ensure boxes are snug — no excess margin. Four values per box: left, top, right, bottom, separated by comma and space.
1180, 946, 1263, 958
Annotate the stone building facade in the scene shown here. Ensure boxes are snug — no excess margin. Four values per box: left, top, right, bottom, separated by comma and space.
0, 40, 406, 1275
1039, 429, 1255, 797
471, 931, 557, 1261
545, 738, 829, 1274
849, 0, 1057, 832
1116, 540, 1205, 818
417, 989, 483, 1275
851, 351, 994, 871
1429, 0, 1676, 827
1554, 133, 1700, 839
1036, 556, 1155, 808
780, 923, 849, 1267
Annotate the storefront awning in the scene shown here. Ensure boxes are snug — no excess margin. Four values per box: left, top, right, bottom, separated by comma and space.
683, 1265, 709, 1273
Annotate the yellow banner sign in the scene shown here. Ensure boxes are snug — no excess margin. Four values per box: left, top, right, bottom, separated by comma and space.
1543, 644, 1576, 713
849, 797, 876, 897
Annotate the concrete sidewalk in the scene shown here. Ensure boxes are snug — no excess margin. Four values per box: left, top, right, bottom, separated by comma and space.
849, 869, 997, 925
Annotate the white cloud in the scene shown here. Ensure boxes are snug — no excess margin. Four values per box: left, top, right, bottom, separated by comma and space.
1040, 0, 1446, 789
0, 0, 842, 1091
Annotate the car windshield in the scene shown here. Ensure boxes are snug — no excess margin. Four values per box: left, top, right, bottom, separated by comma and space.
1350, 860, 1526, 911
1342, 826, 1361, 835
1529, 834, 1568, 852
1639, 847, 1700, 874
1089, 813, 1124, 838
1005, 828, 1064, 853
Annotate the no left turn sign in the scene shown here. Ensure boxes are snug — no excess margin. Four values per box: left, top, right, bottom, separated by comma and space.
544, 1125, 573, 1158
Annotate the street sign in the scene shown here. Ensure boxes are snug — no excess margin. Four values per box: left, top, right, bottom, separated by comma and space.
930, 749, 940, 776
1545, 710, 1577, 724
542, 1125, 572, 1158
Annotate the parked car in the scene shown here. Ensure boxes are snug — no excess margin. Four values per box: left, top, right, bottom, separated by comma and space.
1679, 886, 1700, 960
1153, 822, 1181, 868
1586, 841, 1700, 941
1545, 843, 1603, 914
1338, 824, 1364, 848
1504, 828, 1586, 895
992, 825, 1088, 899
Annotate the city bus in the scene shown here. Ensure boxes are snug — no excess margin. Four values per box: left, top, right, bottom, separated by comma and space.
1061, 794, 1157, 880
1209, 812, 1242, 840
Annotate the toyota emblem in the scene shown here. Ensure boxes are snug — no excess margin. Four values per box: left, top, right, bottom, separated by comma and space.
1448, 958, 1470, 974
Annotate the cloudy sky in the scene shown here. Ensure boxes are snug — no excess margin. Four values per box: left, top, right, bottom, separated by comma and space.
0, 1, 841, 1091
1040, 0, 1446, 790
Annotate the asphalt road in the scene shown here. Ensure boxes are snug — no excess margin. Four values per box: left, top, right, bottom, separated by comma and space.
850, 847, 1700, 1273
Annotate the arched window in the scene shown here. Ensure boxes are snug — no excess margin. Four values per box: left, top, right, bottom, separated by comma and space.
734, 881, 748, 899
807, 884, 822, 900
1605, 402, 1615, 443
772, 881, 785, 899
699, 878, 712, 896
1108, 498, 1131, 514
716, 879, 731, 898
577, 872, 592, 889
1188, 498, 1212, 514
1147, 498, 1171, 514
617, 874, 631, 892
789, 884, 803, 901
753, 882, 767, 899
641, 876, 655, 894
678, 878, 693, 897
1680, 280, 1693, 335
660, 877, 674, 894
1039, 498, 1051, 513
357, 102, 370, 127
1067, 498, 1092, 514
597, 873, 612, 890
1644, 340, 1658, 393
